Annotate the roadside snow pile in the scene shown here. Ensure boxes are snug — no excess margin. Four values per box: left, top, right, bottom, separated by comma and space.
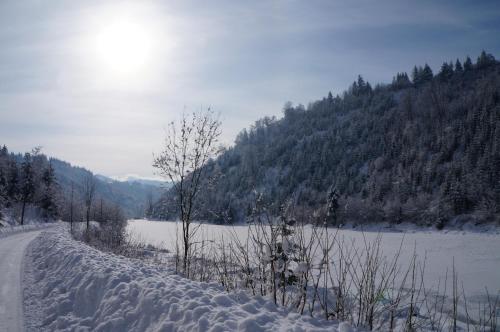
0, 222, 56, 239
24, 229, 350, 332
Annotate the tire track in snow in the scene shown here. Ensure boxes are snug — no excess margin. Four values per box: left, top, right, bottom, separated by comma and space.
0, 231, 41, 332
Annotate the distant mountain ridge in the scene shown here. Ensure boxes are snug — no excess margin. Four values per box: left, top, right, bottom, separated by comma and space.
0, 146, 162, 219
1, 147, 164, 222
106, 174, 165, 188
50, 160, 162, 218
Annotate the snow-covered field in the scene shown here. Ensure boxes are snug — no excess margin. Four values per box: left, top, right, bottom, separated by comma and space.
23, 227, 351, 331
127, 219, 500, 301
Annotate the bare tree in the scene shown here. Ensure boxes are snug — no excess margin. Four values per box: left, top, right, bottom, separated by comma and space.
153, 109, 221, 274
82, 173, 96, 231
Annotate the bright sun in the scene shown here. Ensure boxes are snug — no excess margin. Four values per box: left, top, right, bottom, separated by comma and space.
95, 19, 153, 74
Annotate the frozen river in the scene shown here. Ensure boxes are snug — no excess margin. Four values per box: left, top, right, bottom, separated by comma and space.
127, 219, 500, 300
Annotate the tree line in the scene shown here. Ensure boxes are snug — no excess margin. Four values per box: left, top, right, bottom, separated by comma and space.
153, 51, 500, 227
0, 146, 125, 227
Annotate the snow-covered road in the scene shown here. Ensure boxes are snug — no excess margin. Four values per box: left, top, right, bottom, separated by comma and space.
0, 231, 42, 332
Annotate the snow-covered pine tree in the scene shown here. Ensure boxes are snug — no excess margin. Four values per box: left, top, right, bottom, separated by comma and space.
19, 153, 35, 225
40, 162, 58, 221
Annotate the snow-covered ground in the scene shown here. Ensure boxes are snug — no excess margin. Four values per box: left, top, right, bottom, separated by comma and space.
23, 226, 352, 331
0, 223, 56, 239
127, 219, 500, 301
0, 230, 43, 332
0, 207, 56, 227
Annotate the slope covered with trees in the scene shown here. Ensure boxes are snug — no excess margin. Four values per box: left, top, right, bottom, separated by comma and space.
156, 51, 500, 227
51, 160, 161, 218
0, 146, 160, 224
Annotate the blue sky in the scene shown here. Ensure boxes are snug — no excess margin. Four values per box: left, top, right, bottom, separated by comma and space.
1, 0, 499, 178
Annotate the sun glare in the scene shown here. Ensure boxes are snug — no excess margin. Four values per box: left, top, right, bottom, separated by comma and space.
95, 19, 153, 74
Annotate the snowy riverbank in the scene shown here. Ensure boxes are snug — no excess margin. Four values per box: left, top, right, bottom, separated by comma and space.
23, 227, 352, 331
128, 219, 500, 300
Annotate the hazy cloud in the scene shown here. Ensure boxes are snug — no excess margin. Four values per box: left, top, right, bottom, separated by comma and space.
1, 0, 499, 177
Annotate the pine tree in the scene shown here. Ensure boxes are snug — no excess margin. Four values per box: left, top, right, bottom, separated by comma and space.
421, 64, 434, 82
0, 145, 8, 212
412, 66, 421, 85
69, 181, 74, 231
476, 50, 496, 69
40, 162, 57, 220
412, 65, 433, 86
463, 56, 473, 72
439, 62, 454, 81
0, 167, 7, 215
327, 91, 333, 103
449, 180, 465, 215
352, 75, 372, 96
357, 75, 365, 89
82, 172, 96, 230
19, 153, 35, 225
326, 185, 340, 225
392, 72, 411, 89
365, 81, 373, 95
454, 59, 463, 73
351, 80, 359, 96
6, 160, 18, 205
435, 198, 447, 229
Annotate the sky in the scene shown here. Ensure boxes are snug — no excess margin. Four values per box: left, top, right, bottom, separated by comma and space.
1, 0, 499, 179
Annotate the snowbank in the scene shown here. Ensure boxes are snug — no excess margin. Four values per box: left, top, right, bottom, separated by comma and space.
24, 228, 350, 332
0, 222, 56, 239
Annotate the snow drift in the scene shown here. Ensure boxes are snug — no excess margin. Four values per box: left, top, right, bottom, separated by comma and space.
24, 228, 351, 331
0, 223, 55, 239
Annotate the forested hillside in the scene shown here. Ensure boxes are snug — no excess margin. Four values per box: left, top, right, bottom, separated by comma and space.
0, 147, 160, 224
51, 160, 161, 218
156, 51, 500, 227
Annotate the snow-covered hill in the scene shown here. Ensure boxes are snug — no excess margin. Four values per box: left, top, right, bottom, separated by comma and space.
108, 174, 165, 188
23, 227, 352, 332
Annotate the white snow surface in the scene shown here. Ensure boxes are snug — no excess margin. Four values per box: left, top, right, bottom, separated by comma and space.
0, 230, 43, 332
24, 227, 350, 332
128, 219, 500, 300
0, 223, 56, 238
